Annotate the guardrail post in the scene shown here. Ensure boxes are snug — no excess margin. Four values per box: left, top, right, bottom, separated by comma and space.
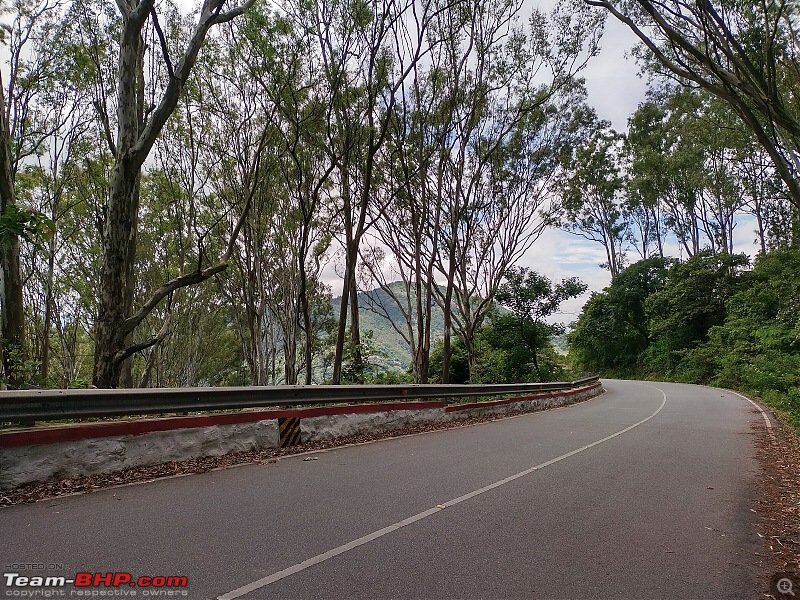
278, 417, 301, 447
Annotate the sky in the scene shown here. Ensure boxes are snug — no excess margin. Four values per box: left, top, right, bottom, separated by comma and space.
323, 13, 651, 323
320, 7, 762, 327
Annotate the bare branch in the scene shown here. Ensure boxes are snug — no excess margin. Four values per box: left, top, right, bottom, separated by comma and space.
93, 100, 117, 157
150, 7, 174, 78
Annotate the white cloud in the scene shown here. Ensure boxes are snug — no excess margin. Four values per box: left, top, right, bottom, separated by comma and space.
583, 16, 649, 131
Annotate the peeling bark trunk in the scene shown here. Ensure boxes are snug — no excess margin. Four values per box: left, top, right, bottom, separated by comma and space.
92, 8, 145, 388
92, 0, 254, 387
0, 74, 24, 387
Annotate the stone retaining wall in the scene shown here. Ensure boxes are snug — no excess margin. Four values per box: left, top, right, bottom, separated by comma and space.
0, 383, 603, 490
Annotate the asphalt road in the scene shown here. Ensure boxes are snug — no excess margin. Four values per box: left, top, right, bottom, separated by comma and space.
1, 380, 768, 599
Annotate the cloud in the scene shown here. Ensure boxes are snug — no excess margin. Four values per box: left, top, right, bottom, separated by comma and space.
583, 17, 649, 131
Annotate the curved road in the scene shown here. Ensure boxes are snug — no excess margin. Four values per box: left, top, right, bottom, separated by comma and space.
1, 380, 768, 599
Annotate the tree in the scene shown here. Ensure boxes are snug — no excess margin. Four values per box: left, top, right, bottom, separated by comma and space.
291, 0, 438, 384
568, 256, 672, 374
701, 249, 800, 396
1, 0, 68, 387
492, 267, 586, 382
91, 0, 254, 388
430, 0, 604, 380
585, 0, 800, 234
560, 125, 630, 276
625, 101, 667, 260
643, 250, 748, 372
357, 40, 453, 385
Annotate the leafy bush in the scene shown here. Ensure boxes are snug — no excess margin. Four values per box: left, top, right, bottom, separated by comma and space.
567, 249, 800, 433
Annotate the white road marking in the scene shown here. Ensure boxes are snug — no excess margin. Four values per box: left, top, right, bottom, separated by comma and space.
688, 382, 775, 441
217, 385, 668, 600
729, 390, 775, 441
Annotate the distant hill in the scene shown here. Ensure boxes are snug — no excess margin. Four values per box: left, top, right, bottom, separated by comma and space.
332, 282, 445, 371
551, 332, 568, 355
333, 282, 566, 370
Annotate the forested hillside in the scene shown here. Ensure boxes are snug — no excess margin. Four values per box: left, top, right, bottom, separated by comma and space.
0, 0, 798, 403
568, 251, 800, 431
332, 284, 446, 374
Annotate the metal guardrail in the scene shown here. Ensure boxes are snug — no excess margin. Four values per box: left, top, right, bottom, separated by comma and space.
0, 375, 600, 422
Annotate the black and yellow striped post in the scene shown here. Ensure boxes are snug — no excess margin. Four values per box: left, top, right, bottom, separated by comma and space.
278, 417, 301, 447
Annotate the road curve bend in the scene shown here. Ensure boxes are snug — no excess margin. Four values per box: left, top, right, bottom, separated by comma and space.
1, 379, 768, 599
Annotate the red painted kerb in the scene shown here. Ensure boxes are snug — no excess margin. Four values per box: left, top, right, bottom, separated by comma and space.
0, 384, 601, 449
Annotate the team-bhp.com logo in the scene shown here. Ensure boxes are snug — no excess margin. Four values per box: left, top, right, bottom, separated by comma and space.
4, 572, 188, 597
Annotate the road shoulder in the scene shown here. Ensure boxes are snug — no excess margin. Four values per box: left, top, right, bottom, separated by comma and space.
753, 410, 800, 595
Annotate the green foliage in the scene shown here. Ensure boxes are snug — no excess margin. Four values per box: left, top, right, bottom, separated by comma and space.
367, 369, 413, 385
643, 251, 749, 371
428, 337, 469, 384
560, 125, 629, 275
1, 346, 36, 389
568, 256, 673, 374
472, 321, 569, 384
492, 267, 586, 382
338, 330, 388, 384
427, 268, 586, 385
569, 248, 800, 432
0, 205, 55, 251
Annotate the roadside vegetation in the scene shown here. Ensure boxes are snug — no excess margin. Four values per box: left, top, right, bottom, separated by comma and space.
569, 249, 800, 433
0, 0, 798, 402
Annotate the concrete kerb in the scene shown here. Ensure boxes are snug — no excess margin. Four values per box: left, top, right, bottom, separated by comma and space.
0, 383, 603, 491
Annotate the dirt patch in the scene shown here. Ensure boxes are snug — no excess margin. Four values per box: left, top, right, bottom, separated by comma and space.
752, 409, 800, 595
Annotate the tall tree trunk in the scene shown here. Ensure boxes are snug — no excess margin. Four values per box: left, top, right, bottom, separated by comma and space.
298, 258, 313, 385
347, 256, 362, 381
331, 168, 353, 384
332, 265, 349, 384
40, 238, 56, 384
0, 75, 24, 388
92, 14, 145, 388
441, 268, 455, 384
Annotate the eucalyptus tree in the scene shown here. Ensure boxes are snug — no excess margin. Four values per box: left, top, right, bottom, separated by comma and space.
0, 0, 69, 385
292, 0, 442, 383
625, 102, 667, 259
180, 6, 337, 386
91, 0, 255, 388
584, 0, 800, 238
428, 0, 604, 380
694, 96, 745, 254
560, 125, 630, 277
178, 12, 297, 385
357, 38, 456, 383
237, 7, 338, 384
626, 87, 735, 257
17, 88, 95, 385
446, 88, 598, 377
626, 85, 789, 257
732, 138, 794, 252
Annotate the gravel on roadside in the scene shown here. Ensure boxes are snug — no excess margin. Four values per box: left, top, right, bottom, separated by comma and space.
752, 410, 800, 595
